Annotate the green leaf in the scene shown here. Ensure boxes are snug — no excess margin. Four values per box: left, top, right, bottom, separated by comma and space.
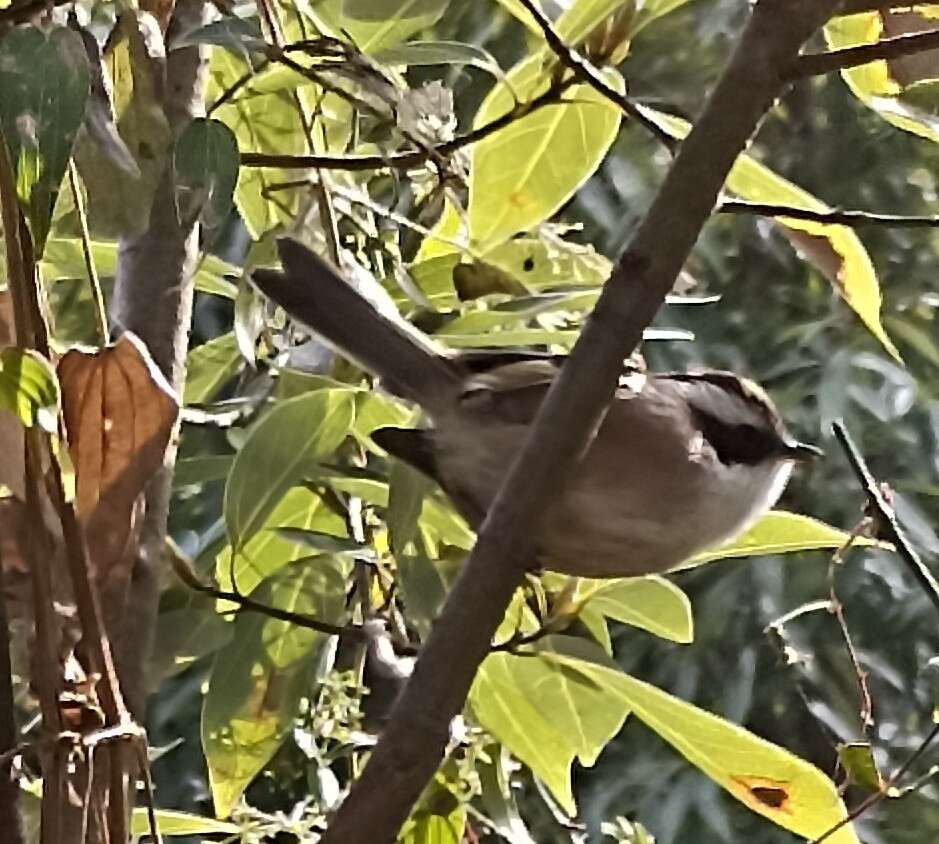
40, 237, 239, 298
0, 348, 59, 432
184, 332, 242, 406
217, 486, 348, 597
151, 606, 234, 681
173, 118, 239, 227
677, 511, 884, 571
578, 575, 693, 643
202, 561, 347, 817
172, 454, 234, 487
470, 638, 629, 815
130, 808, 239, 836
397, 554, 461, 637
388, 457, 434, 555
224, 388, 354, 552
399, 803, 467, 844
207, 50, 307, 238
636, 105, 899, 361
468, 59, 624, 246
0, 26, 90, 254
310, 0, 449, 53
545, 650, 860, 844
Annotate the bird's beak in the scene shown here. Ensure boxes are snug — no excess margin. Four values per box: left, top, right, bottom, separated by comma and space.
784, 441, 824, 462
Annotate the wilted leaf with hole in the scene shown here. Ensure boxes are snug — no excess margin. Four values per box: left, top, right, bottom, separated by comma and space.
0, 26, 90, 255
58, 332, 178, 601
173, 118, 239, 228
542, 644, 860, 843
73, 11, 171, 238
635, 105, 899, 361
825, 10, 939, 145
202, 560, 346, 817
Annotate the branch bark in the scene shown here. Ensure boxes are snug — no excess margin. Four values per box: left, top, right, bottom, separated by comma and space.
108, 0, 209, 719
318, 2, 842, 842
791, 28, 939, 79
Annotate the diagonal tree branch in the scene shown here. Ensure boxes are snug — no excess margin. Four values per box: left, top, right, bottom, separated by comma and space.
318, 3, 843, 843
791, 27, 939, 79
719, 198, 939, 228
514, 0, 678, 153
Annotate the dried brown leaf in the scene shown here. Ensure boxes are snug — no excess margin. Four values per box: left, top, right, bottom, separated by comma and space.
58, 333, 178, 605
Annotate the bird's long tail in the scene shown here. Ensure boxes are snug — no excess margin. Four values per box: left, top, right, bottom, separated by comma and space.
252, 238, 463, 411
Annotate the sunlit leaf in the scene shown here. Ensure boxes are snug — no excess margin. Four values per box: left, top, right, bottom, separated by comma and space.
577, 575, 693, 643
224, 388, 355, 552
470, 637, 628, 815
202, 561, 346, 817
184, 332, 242, 406
678, 511, 884, 571
468, 58, 623, 245
0, 348, 59, 432
216, 486, 347, 597
545, 647, 860, 844
310, 0, 449, 53
130, 808, 239, 836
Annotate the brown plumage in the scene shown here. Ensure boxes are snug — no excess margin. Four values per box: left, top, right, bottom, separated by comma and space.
253, 239, 820, 578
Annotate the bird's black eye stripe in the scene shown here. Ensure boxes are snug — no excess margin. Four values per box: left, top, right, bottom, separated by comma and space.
692, 411, 787, 466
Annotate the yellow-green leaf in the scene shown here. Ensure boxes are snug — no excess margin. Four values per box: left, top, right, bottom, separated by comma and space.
0, 348, 59, 432
577, 575, 693, 643
678, 511, 883, 571
546, 649, 860, 844
223, 388, 355, 552
467, 58, 623, 246
202, 561, 346, 817
470, 641, 628, 816
131, 808, 239, 837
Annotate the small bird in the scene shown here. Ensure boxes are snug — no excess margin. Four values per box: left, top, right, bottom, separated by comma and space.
253, 239, 820, 579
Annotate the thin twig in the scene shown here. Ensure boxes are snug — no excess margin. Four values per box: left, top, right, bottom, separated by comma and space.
828, 552, 873, 735
832, 420, 939, 615
169, 549, 366, 641
67, 159, 108, 344
514, 0, 679, 153
720, 198, 939, 228
810, 722, 939, 844
792, 28, 939, 80
241, 76, 574, 171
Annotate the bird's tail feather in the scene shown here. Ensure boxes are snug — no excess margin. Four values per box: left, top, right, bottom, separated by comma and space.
252, 238, 463, 410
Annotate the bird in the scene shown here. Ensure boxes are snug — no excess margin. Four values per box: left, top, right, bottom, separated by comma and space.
252, 238, 821, 579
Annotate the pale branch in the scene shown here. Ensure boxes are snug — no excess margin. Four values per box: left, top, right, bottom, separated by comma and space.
240, 74, 573, 171
108, 0, 209, 719
792, 28, 939, 80
719, 199, 939, 228
515, 0, 678, 153
317, 4, 843, 843
810, 722, 939, 844
832, 421, 939, 615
